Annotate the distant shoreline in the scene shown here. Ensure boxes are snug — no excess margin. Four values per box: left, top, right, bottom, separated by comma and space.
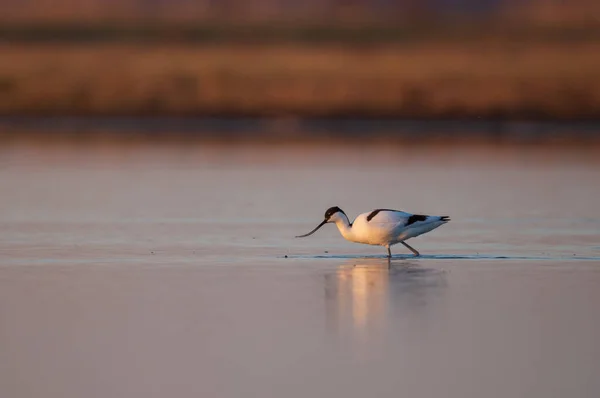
2, 116, 599, 144
2, 41, 599, 120
2, 22, 600, 45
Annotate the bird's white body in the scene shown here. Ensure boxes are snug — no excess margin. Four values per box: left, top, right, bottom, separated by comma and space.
296, 207, 450, 257
335, 210, 446, 246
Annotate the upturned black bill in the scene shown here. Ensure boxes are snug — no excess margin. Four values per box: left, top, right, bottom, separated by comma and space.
295, 219, 327, 238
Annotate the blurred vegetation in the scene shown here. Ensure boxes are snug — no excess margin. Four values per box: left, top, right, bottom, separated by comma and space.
0, 0, 599, 119
1, 0, 599, 25
1, 21, 600, 45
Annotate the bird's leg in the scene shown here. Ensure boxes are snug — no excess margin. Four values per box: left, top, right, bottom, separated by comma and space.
401, 241, 420, 257
386, 246, 392, 258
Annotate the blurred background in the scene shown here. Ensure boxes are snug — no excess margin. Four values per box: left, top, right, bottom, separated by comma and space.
0, 0, 599, 128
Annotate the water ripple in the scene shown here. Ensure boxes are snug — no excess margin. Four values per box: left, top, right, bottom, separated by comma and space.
287, 254, 600, 261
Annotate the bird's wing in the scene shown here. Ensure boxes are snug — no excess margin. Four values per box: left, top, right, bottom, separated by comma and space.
364, 209, 413, 225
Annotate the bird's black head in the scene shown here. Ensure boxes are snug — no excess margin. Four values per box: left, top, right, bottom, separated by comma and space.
324, 206, 344, 221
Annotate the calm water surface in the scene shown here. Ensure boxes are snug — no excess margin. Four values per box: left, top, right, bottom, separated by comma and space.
1, 138, 599, 398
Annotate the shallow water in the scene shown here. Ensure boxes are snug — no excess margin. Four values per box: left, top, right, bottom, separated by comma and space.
1, 138, 599, 398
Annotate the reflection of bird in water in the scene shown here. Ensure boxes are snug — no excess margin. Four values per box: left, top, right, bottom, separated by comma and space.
296, 207, 450, 257
325, 261, 390, 334
325, 259, 447, 338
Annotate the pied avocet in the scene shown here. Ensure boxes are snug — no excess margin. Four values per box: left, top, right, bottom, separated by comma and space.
296, 207, 449, 257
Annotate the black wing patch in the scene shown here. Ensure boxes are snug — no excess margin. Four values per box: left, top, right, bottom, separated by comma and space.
406, 214, 428, 226
366, 209, 398, 222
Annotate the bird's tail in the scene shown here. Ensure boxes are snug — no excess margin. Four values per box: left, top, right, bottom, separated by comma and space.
440, 216, 451, 222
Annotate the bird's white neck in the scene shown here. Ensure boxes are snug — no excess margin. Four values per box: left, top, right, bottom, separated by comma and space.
333, 213, 354, 241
